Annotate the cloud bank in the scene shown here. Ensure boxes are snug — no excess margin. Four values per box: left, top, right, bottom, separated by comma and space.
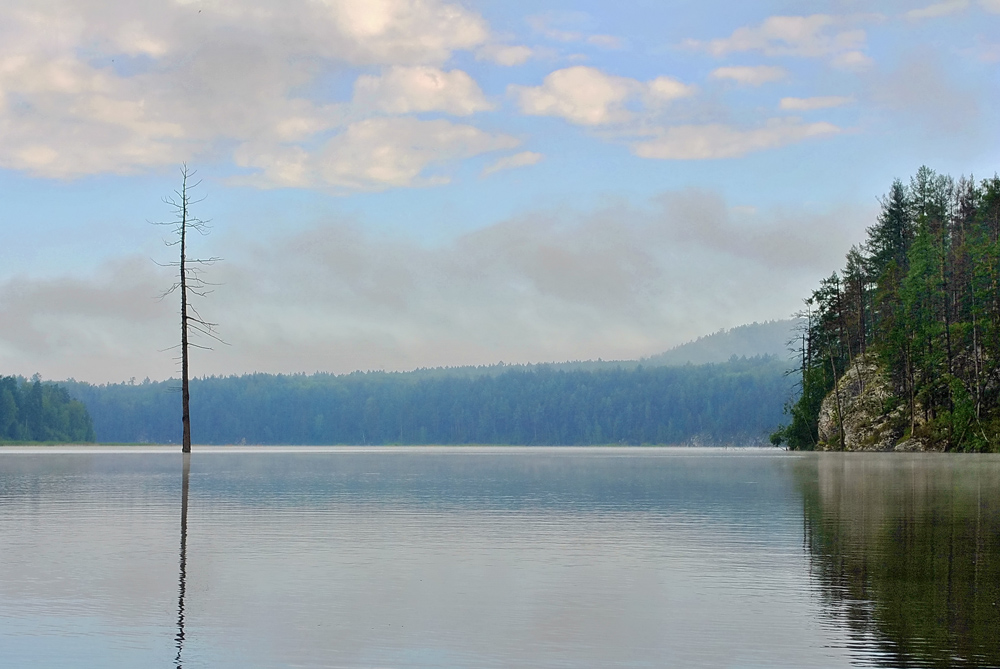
0, 191, 867, 382
685, 14, 873, 69
632, 119, 839, 160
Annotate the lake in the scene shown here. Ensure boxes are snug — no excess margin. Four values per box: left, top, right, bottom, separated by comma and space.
0, 447, 998, 668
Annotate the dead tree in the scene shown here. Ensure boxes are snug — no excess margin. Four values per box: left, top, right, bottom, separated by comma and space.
154, 165, 224, 453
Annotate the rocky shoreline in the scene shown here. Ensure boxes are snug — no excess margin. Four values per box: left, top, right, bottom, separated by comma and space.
816, 355, 938, 452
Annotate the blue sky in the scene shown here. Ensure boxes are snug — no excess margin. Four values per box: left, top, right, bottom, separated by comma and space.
1, 0, 998, 382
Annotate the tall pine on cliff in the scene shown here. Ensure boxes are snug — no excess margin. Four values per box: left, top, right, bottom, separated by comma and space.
773, 167, 1000, 452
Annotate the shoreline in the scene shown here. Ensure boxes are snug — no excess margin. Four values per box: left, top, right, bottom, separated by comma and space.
0, 443, 785, 454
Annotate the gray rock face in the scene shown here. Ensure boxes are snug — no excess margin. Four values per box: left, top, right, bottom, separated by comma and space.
817, 355, 927, 451
893, 438, 925, 452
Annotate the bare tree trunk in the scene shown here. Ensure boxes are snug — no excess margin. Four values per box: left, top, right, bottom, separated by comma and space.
907, 343, 916, 436
830, 351, 846, 450
180, 174, 191, 454
801, 333, 807, 391
973, 295, 982, 418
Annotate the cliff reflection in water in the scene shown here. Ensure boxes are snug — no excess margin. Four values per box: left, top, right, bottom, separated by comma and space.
800, 454, 1000, 668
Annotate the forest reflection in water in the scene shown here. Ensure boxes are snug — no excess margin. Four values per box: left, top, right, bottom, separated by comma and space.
799, 453, 1000, 668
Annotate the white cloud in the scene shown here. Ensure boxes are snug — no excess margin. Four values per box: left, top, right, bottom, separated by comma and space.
511, 67, 694, 126
482, 151, 544, 176
353, 66, 492, 115
709, 65, 787, 86
780, 96, 853, 110
830, 50, 874, 70
307, 0, 490, 65
905, 0, 970, 19
980, 0, 1000, 12
0, 54, 189, 177
234, 117, 520, 190
646, 76, 698, 102
686, 14, 869, 63
0, 0, 497, 179
526, 12, 620, 48
477, 44, 534, 66
632, 119, 839, 160
511, 66, 637, 125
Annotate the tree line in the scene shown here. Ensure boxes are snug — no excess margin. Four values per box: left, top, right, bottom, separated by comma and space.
0, 375, 96, 442
64, 356, 792, 446
773, 167, 1000, 451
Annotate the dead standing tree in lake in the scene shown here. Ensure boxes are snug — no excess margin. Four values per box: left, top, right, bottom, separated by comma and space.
154, 165, 224, 453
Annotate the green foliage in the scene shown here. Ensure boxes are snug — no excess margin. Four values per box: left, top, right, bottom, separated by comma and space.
772, 363, 833, 450
779, 167, 1000, 451
0, 376, 96, 443
63, 357, 793, 446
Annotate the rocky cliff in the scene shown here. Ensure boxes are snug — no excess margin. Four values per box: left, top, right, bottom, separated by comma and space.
817, 355, 933, 451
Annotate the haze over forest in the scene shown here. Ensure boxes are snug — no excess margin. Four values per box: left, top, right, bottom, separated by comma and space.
76, 322, 797, 444
1, 1, 997, 386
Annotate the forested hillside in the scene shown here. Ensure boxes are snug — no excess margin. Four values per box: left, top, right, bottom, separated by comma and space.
65, 356, 792, 446
0, 376, 96, 443
773, 167, 1000, 452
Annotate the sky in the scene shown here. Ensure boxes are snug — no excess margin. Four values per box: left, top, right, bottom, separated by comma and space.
1, 0, 998, 383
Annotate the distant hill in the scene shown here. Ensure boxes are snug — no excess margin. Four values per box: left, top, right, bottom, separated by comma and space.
394, 319, 802, 378
643, 320, 801, 367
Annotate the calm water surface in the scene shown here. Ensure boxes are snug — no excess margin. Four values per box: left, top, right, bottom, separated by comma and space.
0, 447, 997, 668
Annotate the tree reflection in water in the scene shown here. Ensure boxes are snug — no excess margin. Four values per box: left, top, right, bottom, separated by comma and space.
799, 454, 1000, 668
175, 454, 190, 668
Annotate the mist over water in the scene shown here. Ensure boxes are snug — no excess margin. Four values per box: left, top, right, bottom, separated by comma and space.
0, 447, 996, 668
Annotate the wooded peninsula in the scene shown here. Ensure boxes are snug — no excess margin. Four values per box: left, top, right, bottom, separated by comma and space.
772, 167, 1000, 452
